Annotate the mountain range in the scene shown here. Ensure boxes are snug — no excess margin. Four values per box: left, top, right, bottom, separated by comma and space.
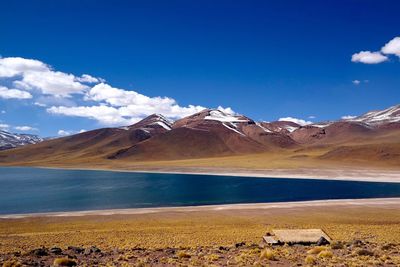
0, 104, 399, 168
0, 130, 43, 151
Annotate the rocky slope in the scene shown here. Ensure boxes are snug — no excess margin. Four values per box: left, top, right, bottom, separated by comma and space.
0, 130, 43, 150
0, 104, 399, 165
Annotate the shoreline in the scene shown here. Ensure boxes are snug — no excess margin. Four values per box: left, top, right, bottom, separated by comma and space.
2, 197, 399, 219
3, 164, 400, 183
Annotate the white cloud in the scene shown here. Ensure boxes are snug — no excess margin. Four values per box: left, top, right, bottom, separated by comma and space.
308, 115, 316, 119
217, 106, 235, 115
87, 83, 176, 108
0, 86, 32, 99
351, 51, 388, 64
34, 95, 76, 108
0, 57, 47, 77
341, 115, 357, 120
0, 57, 97, 97
48, 105, 138, 125
14, 126, 38, 131
0, 123, 10, 130
1, 110, 5, 114
381, 36, 400, 57
352, 80, 361, 85
76, 74, 100, 83
58, 130, 73, 136
278, 117, 312, 126
57, 82, 208, 124
351, 36, 400, 64
34, 102, 47, 107
1, 55, 233, 126
58, 129, 86, 136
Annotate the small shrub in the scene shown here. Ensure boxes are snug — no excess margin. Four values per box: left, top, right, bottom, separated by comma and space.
53, 258, 77, 267
380, 254, 390, 261
317, 250, 333, 258
305, 255, 316, 265
206, 254, 220, 261
354, 249, 374, 256
259, 249, 276, 260
2, 260, 22, 267
330, 242, 344, 249
381, 243, 394, 250
307, 246, 327, 254
176, 250, 191, 259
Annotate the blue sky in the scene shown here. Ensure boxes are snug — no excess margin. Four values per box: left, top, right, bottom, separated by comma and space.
0, 0, 399, 137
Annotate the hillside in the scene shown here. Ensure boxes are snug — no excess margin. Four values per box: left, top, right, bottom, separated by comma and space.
0, 105, 399, 170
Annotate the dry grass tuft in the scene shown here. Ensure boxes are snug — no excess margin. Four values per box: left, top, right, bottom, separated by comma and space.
354, 248, 374, 256
2, 259, 22, 267
307, 246, 327, 255
176, 250, 191, 259
259, 248, 276, 260
317, 250, 333, 258
330, 241, 344, 249
53, 258, 77, 266
305, 255, 316, 265
205, 254, 220, 261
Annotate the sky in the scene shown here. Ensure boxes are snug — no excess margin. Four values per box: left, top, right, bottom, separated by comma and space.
0, 0, 399, 137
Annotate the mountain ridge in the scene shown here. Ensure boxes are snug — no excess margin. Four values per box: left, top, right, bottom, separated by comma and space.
0, 104, 399, 168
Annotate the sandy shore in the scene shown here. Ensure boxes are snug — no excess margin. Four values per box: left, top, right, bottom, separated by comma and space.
2, 197, 399, 219
24, 165, 400, 183
1, 196, 400, 255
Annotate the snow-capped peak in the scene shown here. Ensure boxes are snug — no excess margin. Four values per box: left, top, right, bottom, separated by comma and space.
345, 104, 400, 125
205, 109, 249, 123
0, 130, 43, 150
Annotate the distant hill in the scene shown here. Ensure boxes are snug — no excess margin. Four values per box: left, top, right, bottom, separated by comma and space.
0, 104, 399, 168
0, 130, 43, 151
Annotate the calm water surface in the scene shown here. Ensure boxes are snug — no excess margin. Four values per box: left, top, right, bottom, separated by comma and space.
1, 167, 400, 215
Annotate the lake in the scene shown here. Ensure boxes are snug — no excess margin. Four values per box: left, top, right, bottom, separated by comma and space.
1, 167, 400, 215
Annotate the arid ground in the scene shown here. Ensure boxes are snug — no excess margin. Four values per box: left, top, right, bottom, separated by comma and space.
1, 198, 399, 266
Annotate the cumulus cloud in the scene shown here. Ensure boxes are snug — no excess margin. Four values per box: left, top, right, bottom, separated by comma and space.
1, 110, 5, 114
0, 123, 10, 130
352, 36, 400, 64
0, 57, 95, 97
49, 105, 134, 125
34, 95, 76, 107
14, 126, 38, 131
1, 55, 234, 126
351, 51, 388, 64
76, 74, 101, 83
352, 80, 361, 85
308, 115, 316, 119
58, 129, 86, 136
0, 86, 32, 99
341, 115, 357, 120
49, 82, 208, 125
381, 36, 400, 57
57, 130, 73, 136
217, 106, 235, 115
278, 117, 312, 126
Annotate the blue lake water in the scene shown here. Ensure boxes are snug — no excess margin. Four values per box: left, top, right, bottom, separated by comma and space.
0, 167, 400, 215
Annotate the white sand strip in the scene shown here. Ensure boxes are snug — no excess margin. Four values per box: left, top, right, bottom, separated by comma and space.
1, 197, 399, 219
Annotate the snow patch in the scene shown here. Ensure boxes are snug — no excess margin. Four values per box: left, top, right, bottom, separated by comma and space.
205, 110, 248, 123
153, 121, 172, 130
284, 126, 298, 133
222, 123, 245, 136
256, 123, 272, 133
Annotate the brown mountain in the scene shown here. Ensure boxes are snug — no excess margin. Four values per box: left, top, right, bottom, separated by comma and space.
109, 109, 267, 160
0, 114, 172, 163
0, 105, 399, 168
290, 121, 375, 145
